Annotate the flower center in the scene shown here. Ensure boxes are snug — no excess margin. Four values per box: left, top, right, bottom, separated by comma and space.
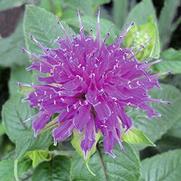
76, 92, 86, 101
90, 106, 97, 119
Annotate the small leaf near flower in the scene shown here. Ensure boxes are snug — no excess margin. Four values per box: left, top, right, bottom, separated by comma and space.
71, 130, 101, 161
27, 150, 51, 168
122, 128, 155, 146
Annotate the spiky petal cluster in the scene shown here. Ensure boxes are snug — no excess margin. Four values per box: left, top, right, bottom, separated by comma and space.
25, 14, 161, 157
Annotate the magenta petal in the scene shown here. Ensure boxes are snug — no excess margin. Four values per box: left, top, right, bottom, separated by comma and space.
32, 112, 51, 135
86, 81, 98, 105
118, 107, 132, 129
62, 77, 82, 90
38, 76, 54, 83
27, 61, 52, 73
94, 101, 112, 120
73, 105, 90, 131
53, 120, 74, 141
81, 119, 95, 156
103, 131, 116, 157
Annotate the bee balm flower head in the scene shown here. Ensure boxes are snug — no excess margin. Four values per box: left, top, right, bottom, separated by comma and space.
24, 12, 162, 157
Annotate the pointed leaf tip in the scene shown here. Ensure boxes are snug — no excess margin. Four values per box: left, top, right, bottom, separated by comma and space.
122, 128, 155, 146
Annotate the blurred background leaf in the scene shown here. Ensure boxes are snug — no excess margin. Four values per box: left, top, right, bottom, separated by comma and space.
112, 0, 128, 28
158, 0, 180, 49
0, 122, 5, 136
125, 0, 157, 25
156, 135, 181, 153
61, 0, 110, 16
39, 0, 63, 17
155, 48, 181, 74
0, 21, 28, 67
0, 0, 26, 11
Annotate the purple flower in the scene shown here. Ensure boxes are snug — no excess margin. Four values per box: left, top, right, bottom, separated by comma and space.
24, 12, 162, 157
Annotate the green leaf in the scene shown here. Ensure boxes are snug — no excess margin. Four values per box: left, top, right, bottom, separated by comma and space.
0, 160, 15, 181
8, 66, 32, 97
71, 143, 140, 181
62, 0, 110, 16
155, 48, 181, 74
0, 21, 28, 67
141, 150, 181, 181
124, 16, 160, 60
122, 128, 155, 146
2, 95, 52, 159
0, 0, 25, 11
167, 120, 181, 139
161, 48, 181, 60
128, 84, 181, 143
27, 150, 50, 168
159, 0, 180, 48
65, 16, 119, 44
113, 0, 128, 28
125, 0, 157, 25
71, 130, 101, 161
32, 156, 71, 181
24, 5, 75, 54
18, 157, 32, 180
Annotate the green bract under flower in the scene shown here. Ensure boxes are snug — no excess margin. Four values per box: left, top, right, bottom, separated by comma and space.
124, 17, 160, 60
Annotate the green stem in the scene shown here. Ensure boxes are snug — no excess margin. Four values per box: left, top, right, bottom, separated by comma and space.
49, 150, 75, 157
97, 145, 108, 181
86, 162, 96, 176
14, 159, 19, 181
